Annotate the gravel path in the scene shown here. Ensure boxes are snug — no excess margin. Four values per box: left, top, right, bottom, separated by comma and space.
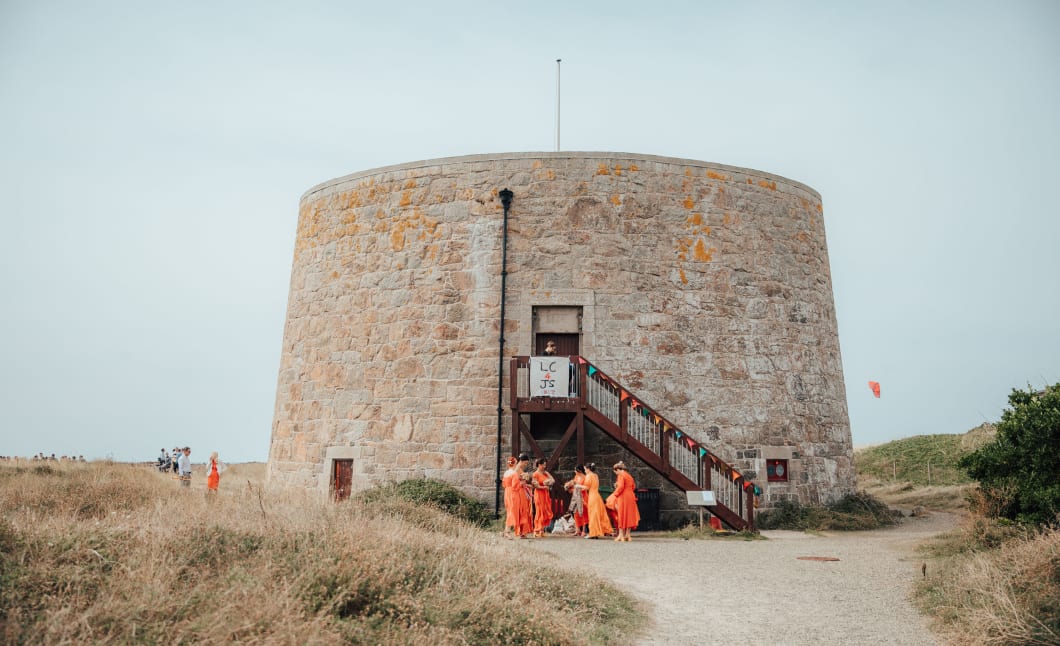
526, 512, 957, 645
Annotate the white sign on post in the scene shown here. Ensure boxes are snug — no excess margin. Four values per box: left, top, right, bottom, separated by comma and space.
530, 357, 570, 397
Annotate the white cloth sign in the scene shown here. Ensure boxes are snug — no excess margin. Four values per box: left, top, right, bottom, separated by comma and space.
530, 357, 570, 397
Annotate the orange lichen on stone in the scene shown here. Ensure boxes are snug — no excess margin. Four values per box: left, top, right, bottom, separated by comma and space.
403, 179, 416, 189
596, 163, 611, 176
399, 191, 412, 207
679, 268, 688, 284
795, 231, 809, 242
614, 164, 623, 176
747, 178, 753, 184
706, 170, 729, 181
815, 202, 823, 212
685, 168, 692, 177
693, 239, 716, 262
331, 271, 340, 278
758, 179, 777, 190
611, 195, 622, 206
629, 164, 639, 171
546, 169, 555, 180
389, 208, 440, 252
532, 160, 543, 169
683, 196, 695, 210
688, 213, 703, 226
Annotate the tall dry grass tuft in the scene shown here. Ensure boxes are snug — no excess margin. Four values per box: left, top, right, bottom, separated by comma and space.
0, 462, 643, 644
918, 523, 1059, 645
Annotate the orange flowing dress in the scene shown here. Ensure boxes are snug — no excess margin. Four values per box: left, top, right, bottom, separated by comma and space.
613, 470, 640, 530
206, 459, 220, 491
532, 471, 554, 533
584, 471, 613, 538
573, 472, 589, 528
502, 467, 518, 529
516, 472, 533, 536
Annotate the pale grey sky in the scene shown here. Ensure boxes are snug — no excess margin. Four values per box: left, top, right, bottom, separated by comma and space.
1, 1, 1057, 461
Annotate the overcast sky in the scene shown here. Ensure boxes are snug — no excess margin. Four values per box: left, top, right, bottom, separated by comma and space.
2, 1, 1057, 462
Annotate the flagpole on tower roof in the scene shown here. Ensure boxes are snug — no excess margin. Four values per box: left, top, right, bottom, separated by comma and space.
555, 58, 562, 152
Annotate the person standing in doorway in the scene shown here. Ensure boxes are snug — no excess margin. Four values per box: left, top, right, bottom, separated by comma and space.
543, 339, 557, 356
177, 447, 192, 488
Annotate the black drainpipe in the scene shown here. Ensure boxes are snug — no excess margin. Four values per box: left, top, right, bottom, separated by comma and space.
495, 188, 514, 518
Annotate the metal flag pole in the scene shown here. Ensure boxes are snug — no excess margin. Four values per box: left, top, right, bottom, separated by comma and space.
555, 58, 561, 151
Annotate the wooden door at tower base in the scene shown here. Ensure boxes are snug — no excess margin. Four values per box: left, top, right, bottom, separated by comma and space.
333, 459, 353, 501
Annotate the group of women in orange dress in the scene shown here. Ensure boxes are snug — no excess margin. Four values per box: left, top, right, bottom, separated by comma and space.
503, 454, 640, 542
502, 454, 556, 539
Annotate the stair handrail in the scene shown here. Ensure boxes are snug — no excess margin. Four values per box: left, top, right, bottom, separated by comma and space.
511, 354, 758, 529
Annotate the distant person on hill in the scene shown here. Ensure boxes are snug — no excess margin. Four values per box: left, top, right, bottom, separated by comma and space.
158, 448, 169, 471
171, 447, 180, 474
177, 447, 192, 488
205, 452, 225, 495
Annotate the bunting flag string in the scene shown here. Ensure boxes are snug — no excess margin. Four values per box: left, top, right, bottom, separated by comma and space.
675, 430, 682, 439
699, 447, 708, 457
588, 366, 597, 376
731, 470, 741, 482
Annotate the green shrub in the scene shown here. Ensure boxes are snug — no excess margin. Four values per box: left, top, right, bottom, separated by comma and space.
360, 478, 493, 528
756, 492, 900, 531
959, 383, 1060, 526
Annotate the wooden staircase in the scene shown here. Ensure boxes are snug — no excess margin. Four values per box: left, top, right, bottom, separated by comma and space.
510, 355, 757, 531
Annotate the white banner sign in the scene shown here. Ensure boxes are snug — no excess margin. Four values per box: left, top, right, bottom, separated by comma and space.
530, 357, 570, 397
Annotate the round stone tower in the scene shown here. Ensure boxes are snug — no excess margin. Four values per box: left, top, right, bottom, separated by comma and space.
268, 152, 854, 512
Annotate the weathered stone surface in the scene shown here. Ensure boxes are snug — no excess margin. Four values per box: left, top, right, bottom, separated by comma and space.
267, 152, 854, 508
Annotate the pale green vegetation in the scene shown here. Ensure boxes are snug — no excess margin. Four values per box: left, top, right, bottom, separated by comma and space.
855, 424, 996, 514
0, 461, 643, 644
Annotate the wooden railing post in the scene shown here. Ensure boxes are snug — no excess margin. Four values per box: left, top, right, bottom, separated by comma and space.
746, 486, 755, 529
619, 396, 628, 444
578, 357, 588, 406
659, 427, 670, 475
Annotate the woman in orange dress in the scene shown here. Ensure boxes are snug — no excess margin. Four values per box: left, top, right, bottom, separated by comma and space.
514, 454, 533, 537
569, 464, 590, 536
502, 456, 518, 539
531, 459, 555, 537
205, 451, 224, 495
582, 463, 613, 539
611, 461, 640, 542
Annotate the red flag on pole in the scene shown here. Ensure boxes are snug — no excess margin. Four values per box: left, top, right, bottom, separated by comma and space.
868, 381, 881, 398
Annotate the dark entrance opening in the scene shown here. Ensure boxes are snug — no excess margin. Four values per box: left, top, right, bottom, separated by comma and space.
535, 333, 579, 356
333, 459, 353, 501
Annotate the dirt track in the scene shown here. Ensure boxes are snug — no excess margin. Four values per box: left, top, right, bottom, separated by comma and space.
526, 512, 957, 645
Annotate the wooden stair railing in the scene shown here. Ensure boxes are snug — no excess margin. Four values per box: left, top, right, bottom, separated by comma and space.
510, 355, 757, 531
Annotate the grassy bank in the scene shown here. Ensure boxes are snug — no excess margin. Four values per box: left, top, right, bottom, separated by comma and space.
0, 462, 643, 644
855, 425, 994, 487
917, 520, 1059, 645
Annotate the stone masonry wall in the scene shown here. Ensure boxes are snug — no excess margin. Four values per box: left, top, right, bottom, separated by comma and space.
267, 152, 854, 508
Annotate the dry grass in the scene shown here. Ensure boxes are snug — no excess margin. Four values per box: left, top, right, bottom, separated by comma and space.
916, 522, 1059, 645
0, 461, 644, 644
859, 476, 974, 514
